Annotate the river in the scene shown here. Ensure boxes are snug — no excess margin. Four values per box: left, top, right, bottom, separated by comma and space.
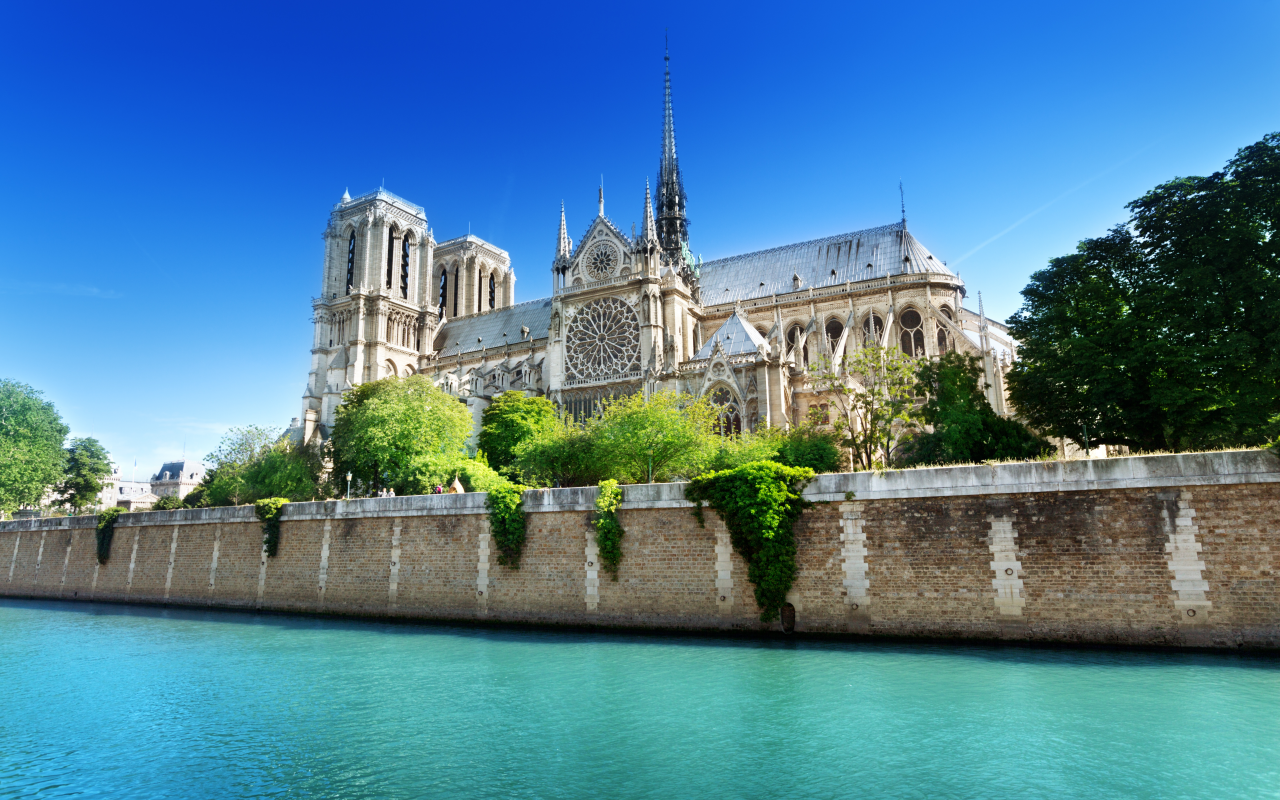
1, 599, 1277, 799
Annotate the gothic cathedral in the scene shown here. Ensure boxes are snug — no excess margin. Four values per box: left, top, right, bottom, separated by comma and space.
298, 51, 1016, 445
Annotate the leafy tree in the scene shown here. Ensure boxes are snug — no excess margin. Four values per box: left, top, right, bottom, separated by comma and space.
199, 425, 281, 506
510, 414, 609, 488
241, 440, 326, 502
907, 352, 1050, 465
775, 411, 844, 473
0, 379, 69, 514
1009, 132, 1280, 451
1126, 132, 1280, 449
329, 375, 473, 495
153, 495, 184, 511
478, 392, 557, 476
592, 391, 716, 484
1005, 227, 1165, 450
807, 346, 922, 469
56, 437, 112, 513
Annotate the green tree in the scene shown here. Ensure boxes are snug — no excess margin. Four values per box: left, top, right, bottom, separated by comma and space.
1008, 132, 1280, 451
0, 379, 69, 514
775, 411, 844, 473
1005, 227, 1165, 450
329, 375, 474, 495
592, 391, 716, 483
153, 495, 184, 511
907, 352, 1050, 465
510, 414, 605, 488
241, 440, 326, 502
56, 437, 113, 513
807, 346, 922, 469
199, 425, 281, 506
478, 392, 557, 475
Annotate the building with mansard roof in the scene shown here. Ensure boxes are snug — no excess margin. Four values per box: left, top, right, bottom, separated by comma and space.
298, 50, 1016, 446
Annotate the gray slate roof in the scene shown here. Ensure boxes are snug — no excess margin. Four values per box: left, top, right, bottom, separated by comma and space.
695, 310, 768, 359
434, 297, 553, 357
697, 222, 956, 306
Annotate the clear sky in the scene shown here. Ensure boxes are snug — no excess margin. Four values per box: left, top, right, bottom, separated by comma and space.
2, 0, 1277, 474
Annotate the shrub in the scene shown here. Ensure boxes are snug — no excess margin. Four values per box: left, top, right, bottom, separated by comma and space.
254, 497, 289, 557
594, 479, 624, 579
685, 461, 814, 622
152, 495, 184, 511
485, 480, 527, 568
95, 507, 123, 564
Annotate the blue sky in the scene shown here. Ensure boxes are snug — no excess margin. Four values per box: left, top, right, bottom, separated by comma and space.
2, 0, 1277, 473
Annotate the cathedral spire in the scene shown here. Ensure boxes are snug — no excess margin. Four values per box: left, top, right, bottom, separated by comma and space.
641, 179, 658, 244
656, 39, 689, 263
556, 202, 571, 258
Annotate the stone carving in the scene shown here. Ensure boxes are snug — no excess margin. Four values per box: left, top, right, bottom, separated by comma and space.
565, 296, 640, 380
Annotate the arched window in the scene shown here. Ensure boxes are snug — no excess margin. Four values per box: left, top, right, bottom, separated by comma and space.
346, 232, 355, 295
385, 231, 395, 289
899, 308, 925, 357
438, 270, 448, 319
710, 387, 742, 436
825, 318, 844, 351
401, 238, 410, 299
453, 264, 460, 317
489, 273, 496, 309
477, 271, 484, 313
786, 324, 806, 366
937, 306, 954, 352
863, 314, 884, 347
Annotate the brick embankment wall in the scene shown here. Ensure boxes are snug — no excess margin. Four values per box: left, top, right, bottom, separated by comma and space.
3, 452, 1278, 649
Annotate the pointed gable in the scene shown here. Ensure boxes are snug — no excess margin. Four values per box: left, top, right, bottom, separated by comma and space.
695, 310, 768, 359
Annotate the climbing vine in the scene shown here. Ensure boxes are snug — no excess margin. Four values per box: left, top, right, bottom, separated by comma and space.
685, 461, 814, 622
95, 507, 123, 565
255, 497, 289, 557
594, 479, 624, 579
486, 481, 528, 568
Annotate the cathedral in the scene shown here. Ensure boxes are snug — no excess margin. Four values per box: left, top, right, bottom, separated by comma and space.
298, 52, 1016, 446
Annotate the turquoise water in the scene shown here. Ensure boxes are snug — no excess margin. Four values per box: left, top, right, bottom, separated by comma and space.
1, 600, 1277, 799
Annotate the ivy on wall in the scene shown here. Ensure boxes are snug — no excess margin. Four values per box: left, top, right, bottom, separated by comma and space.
594, 479, 624, 579
685, 461, 814, 622
254, 497, 289, 557
95, 507, 123, 565
486, 482, 527, 568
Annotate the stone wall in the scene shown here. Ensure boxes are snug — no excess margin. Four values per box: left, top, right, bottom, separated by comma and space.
3, 452, 1278, 649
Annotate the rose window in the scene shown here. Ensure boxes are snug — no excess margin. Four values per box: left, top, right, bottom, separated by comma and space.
566, 297, 640, 380
586, 243, 618, 280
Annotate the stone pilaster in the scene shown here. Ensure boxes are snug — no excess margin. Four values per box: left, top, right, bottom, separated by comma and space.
1166, 490, 1212, 624
987, 515, 1025, 616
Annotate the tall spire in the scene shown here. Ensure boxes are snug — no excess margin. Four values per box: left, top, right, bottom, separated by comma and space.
641, 179, 657, 244
656, 37, 689, 263
556, 202, 571, 258
598, 180, 605, 217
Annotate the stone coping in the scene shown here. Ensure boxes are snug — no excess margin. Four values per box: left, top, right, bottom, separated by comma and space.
3, 450, 1274, 532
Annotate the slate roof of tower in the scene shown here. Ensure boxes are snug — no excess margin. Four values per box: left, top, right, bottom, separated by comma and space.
434, 298, 553, 357
696, 222, 957, 306
695, 310, 768, 359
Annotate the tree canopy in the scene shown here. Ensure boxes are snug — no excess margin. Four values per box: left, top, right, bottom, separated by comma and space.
1008, 131, 1280, 451
907, 352, 1050, 465
477, 392, 557, 476
0, 379, 69, 513
57, 437, 113, 513
328, 375, 474, 495
807, 345, 922, 470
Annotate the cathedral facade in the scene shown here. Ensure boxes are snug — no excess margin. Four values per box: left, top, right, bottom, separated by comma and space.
299, 54, 1016, 446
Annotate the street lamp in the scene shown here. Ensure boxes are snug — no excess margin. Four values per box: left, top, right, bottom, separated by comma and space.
346, 472, 352, 500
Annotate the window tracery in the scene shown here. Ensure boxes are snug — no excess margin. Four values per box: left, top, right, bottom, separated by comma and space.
586, 243, 618, 281
937, 307, 954, 352
710, 387, 742, 436
899, 308, 925, 357
825, 318, 844, 351
565, 296, 640, 381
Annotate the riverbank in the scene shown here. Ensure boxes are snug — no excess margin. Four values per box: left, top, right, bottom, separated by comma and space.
4, 451, 1278, 649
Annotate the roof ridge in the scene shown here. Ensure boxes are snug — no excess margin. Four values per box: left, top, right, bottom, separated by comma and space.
699, 222, 904, 269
